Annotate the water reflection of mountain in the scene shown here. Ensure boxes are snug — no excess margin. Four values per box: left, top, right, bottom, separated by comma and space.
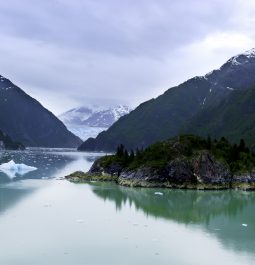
91, 182, 255, 254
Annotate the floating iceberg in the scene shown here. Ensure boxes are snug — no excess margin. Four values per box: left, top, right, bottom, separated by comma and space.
0, 160, 37, 179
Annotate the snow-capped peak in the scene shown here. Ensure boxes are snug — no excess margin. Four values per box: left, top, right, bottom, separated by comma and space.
227, 47, 255, 66
59, 104, 131, 125
58, 104, 132, 141
243, 48, 255, 58
111, 105, 132, 121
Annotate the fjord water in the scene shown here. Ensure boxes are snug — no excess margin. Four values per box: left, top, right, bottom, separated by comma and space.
0, 149, 254, 265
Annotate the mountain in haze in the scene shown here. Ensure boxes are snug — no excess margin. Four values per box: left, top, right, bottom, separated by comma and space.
78, 48, 255, 151
0, 75, 82, 147
59, 105, 131, 140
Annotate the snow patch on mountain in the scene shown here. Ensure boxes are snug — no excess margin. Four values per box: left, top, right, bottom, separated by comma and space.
226, 47, 255, 67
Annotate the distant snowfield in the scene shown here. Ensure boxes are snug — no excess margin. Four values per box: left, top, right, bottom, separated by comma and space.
66, 125, 107, 141
59, 105, 131, 141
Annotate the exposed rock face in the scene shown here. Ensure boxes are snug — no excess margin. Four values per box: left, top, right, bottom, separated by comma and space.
89, 159, 123, 177
192, 152, 231, 185
166, 159, 195, 183
122, 167, 166, 181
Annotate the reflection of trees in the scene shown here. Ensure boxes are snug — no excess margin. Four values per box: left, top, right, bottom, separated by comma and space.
92, 183, 252, 224
91, 182, 255, 254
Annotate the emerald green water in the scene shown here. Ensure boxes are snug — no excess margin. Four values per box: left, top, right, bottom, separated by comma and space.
0, 149, 254, 265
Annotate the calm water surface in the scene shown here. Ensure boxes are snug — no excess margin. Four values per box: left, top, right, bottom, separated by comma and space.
0, 148, 254, 265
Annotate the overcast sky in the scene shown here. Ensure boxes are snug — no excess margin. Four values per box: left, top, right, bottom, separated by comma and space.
0, 0, 254, 115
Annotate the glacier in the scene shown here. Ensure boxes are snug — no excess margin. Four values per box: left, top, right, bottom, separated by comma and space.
59, 104, 132, 140
0, 160, 37, 179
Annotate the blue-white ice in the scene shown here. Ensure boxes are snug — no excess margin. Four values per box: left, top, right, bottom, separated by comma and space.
0, 160, 37, 179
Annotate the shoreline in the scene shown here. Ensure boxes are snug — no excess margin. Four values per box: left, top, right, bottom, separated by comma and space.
65, 171, 255, 191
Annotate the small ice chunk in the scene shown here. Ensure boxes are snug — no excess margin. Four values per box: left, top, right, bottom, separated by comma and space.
227, 87, 234, 91
76, 219, 84, 223
242, 224, 248, 227
154, 192, 163, 196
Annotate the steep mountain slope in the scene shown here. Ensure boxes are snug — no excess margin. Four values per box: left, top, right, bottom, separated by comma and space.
0, 75, 82, 147
59, 105, 131, 140
184, 85, 255, 148
0, 129, 25, 150
79, 48, 255, 151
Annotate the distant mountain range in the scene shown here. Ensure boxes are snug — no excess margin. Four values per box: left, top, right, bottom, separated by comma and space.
59, 105, 131, 140
79, 48, 255, 151
0, 75, 82, 147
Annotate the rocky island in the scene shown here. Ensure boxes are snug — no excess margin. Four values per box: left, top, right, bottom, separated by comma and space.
66, 135, 255, 190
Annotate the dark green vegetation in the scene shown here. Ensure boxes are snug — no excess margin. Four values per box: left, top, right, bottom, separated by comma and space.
0, 75, 82, 147
0, 129, 25, 150
99, 135, 254, 174
185, 85, 255, 150
79, 49, 255, 151
66, 171, 116, 183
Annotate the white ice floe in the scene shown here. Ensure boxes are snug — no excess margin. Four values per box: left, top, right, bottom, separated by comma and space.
242, 224, 248, 227
0, 160, 37, 179
154, 192, 163, 196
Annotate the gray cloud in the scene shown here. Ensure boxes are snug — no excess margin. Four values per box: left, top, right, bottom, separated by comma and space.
0, 0, 254, 114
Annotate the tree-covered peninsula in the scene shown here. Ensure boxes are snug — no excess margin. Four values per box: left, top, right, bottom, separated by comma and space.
67, 135, 255, 190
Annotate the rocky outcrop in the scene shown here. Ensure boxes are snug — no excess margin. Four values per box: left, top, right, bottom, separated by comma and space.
192, 152, 231, 189
232, 171, 255, 190
166, 159, 196, 183
117, 153, 232, 189
89, 158, 122, 177
66, 151, 255, 190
